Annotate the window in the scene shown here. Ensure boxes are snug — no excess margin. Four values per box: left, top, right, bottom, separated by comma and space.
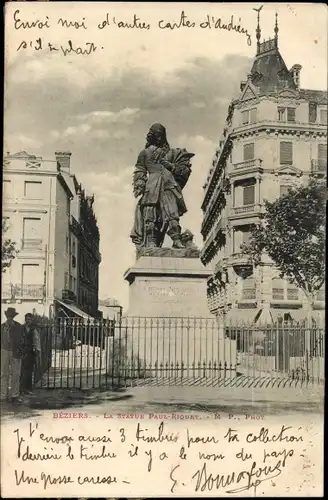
243, 184, 255, 206
320, 109, 327, 124
272, 278, 284, 300
22, 217, 42, 249
278, 107, 296, 122
280, 141, 293, 165
22, 264, 41, 285
287, 282, 299, 300
241, 108, 257, 125
309, 102, 317, 123
280, 184, 291, 197
64, 272, 68, 289
242, 277, 256, 300
66, 197, 70, 216
24, 181, 42, 199
243, 143, 255, 161
72, 255, 76, 268
242, 110, 249, 125
250, 108, 257, 123
72, 240, 76, 255
3, 180, 11, 199
65, 234, 69, 254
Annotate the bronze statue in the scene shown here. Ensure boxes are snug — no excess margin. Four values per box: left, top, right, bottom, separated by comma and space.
130, 123, 195, 249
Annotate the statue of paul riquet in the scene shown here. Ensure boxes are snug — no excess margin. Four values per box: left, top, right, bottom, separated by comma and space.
130, 123, 194, 249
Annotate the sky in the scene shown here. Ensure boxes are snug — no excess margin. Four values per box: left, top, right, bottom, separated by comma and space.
4, 3, 327, 310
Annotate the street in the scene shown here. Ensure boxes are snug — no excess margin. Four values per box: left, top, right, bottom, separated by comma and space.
1, 384, 323, 423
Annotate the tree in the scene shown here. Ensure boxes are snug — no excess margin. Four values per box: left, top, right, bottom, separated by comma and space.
2, 218, 18, 273
241, 177, 326, 331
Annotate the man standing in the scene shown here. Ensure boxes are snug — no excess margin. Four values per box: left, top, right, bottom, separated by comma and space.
20, 313, 41, 394
1, 307, 24, 403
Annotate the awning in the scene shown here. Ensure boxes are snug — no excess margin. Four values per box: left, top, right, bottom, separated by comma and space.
225, 308, 259, 325
55, 299, 93, 321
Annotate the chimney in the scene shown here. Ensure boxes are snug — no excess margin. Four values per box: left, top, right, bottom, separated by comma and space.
55, 151, 72, 171
290, 64, 302, 89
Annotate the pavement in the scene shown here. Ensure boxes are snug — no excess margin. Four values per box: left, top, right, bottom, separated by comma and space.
1, 383, 323, 422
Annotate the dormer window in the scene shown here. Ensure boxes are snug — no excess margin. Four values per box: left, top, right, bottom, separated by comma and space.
278, 107, 296, 122
241, 108, 257, 125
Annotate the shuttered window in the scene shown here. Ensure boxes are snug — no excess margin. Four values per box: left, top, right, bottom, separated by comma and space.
318, 144, 327, 160
242, 110, 249, 124
280, 141, 293, 165
243, 143, 255, 161
320, 109, 327, 124
278, 107, 296, 122
309, 102, 317, 123
287, 108, 296, 122
272, 278, 284, 300
242, 278, 256, 300
287, 281, 299, 300
243, 185, 255, 205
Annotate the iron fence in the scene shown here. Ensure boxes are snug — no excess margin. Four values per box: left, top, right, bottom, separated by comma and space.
33, 316, 325, 389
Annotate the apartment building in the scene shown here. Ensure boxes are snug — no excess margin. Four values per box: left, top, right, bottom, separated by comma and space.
2, 151, 101, 321
200, 15, 326, 324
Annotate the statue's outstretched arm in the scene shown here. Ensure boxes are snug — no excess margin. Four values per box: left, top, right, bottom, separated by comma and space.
133, 151, 147, 198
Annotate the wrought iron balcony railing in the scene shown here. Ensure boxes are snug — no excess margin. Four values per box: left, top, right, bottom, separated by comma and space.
1, 283, 45, 300
230, 252, 252, 267
231, 204, 261, 217
234, 158, 262, 170
272, 288, 284, 300
242, 289, 256, 300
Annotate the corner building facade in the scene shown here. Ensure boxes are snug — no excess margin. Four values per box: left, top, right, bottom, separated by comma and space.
200, 17, 326, 324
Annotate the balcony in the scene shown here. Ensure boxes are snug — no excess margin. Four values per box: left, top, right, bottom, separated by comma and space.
62, 289, 77, 304
230, 252, 252, 267
232, 158, 263, 175
241, 289, 256, 300
16, 284, 45, 299
1, 284, 45, 300
311, 159, 327, 174
21, 238, 43, 251
271, 287, 301, 306
272, 288, 285, 300
2, 283, 12, 299
229, 204, 262, 221
230, 253, 253, 278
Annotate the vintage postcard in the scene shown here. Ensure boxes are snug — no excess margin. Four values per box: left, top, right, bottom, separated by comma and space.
1, 1, 326, 497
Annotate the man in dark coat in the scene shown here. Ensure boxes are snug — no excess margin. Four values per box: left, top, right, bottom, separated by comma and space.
20, 313, 41, 394
1, 307, 24, 402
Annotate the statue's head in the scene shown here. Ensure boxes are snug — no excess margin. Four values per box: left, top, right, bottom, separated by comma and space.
146, 123, 169, 148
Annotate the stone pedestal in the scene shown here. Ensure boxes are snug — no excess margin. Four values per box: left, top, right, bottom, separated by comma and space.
124, 251, 211, 317
121, 250, 236, 375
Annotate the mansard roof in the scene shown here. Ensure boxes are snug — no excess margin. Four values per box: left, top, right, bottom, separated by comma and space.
250, 45, 297, 96
299, 89, 328, 104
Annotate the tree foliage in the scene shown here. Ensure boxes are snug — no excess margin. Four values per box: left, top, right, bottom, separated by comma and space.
241, 177, 326, 300
2, 218, 17, 273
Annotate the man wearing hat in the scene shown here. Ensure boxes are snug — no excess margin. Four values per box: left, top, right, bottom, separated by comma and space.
1, 307, 24, 402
